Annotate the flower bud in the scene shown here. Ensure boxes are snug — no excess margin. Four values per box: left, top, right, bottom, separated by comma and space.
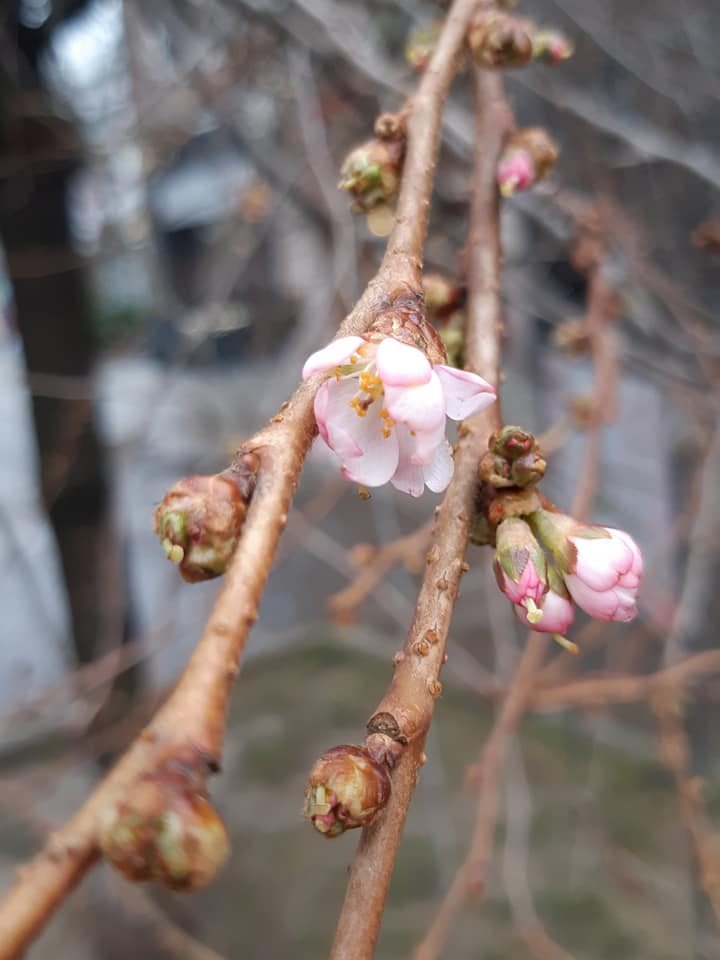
405, 21, 442, 72
497, 127, 558, 197
100, 771, 230, 891
490, 425, 537, 461
529, 510, 643, 623
154, 471, 252, 582
304, 745, 391, 838
339, 138, 404, 213
552, 318, 591, 356
469, 13, 533, 69
510, 451, 547, 487
514, 567, 574, 634
494, 518, 547, 621
532, 28, 574, 65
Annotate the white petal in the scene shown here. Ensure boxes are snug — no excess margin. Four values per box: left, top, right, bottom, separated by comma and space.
423, 439, 454, 493
302, 336, 365, 379
391, 426, 425, 497
376, 337, 432, 387
384, 370, 446, 434
339, 402, 399, 486
322, 380, 364, 459
572, 535, 633, 591
434, 365, 496, 420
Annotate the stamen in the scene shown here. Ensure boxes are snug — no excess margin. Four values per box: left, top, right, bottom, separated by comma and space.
380, 407, 395, 439
349, 396, 368, 418
357, 486, 371, 501
522, 597, 543, 625
551, 634, 579, 655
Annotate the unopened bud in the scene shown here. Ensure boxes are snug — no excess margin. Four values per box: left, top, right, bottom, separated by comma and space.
510, 451, 547, 487
494, 517, 547, 609
532, 28, 574, 65
154, 471, 253, 582
100, 770, 230, 891
339, 138, 405, 213
405, 21, 442, 72
497, 127, 558, 197
304, 745, 391, 838
490, 425, 537, 461
552, 318, 591, 356
469, 13, 533, 69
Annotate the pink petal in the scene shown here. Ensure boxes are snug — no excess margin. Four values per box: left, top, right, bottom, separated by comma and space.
572, 535, 634, 591
434, 365, 496, 421
302, 336, 365, 379
314, 381, 331, 445
376, 337, 432, 387
423, 439, 454, 493
384, 370, 445, 434
609, 528, 643, 579
337, 402, 400, 487
514, 590, 575, 633
565, 575, 619, 620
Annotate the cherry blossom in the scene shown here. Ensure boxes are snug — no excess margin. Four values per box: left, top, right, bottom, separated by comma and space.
302, 335, 496, 497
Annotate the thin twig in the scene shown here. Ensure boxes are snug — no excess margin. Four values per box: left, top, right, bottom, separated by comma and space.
329, 58, 509, 960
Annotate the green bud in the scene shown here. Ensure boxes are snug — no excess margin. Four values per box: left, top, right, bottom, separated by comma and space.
304, 745, 391, 838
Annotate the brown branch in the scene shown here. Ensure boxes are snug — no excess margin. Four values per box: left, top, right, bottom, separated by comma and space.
0, 6, 476, 954
327, 519, 433, 623
329, 59, 509, 960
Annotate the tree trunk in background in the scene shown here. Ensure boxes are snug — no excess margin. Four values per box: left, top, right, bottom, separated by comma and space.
0, 40, 139, 742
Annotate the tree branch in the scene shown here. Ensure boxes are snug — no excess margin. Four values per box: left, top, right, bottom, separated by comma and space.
329, 60, 509, 960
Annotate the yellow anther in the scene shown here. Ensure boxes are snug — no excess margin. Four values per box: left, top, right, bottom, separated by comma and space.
349, 396, 368, 417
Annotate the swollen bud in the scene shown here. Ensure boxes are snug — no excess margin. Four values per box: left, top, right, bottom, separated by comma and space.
497, 127, 558, 197
490, 425, 536, 461
468, 13, 533, 69
304, 745, 391, 838
339, 138, 405, 213
532, 28, 574, 65
422, 273, 465, 321
154, 470, 254, 582
99, 770, 230, 891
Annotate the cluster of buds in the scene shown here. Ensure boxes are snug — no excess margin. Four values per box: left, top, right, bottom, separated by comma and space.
154, 457, 257, 582
99, 766, 230, 891
468, 12, 533, 69
302, 296, 495, 497
405, 21, 443, 72
497, 127, 558, 197
304, 745, 391, 837
338, 119, 405, 213
477, 427, 643, 650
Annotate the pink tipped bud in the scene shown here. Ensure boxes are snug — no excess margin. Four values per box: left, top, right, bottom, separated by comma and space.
154, 468, 255, 582
99, 770, 230, 891
339, 138, 405, 213
529, 511, 643, 623
494, 517, 547, 612
514, 582, 575, 635
405, 21, 442, 72
304, 745, 391, 838
469, 13, 533, 69
532, 28, 574, 65
497, 128, 558, 197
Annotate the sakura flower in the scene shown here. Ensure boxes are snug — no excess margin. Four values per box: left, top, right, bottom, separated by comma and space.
497, 128, 558, 197
529, 510, 643, 623
494, 517, 547, 623
302, 334, 495, 496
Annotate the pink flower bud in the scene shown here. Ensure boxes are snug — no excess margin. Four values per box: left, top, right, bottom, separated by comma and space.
338, 138, 405, 212
529, 511, 643, 623
532, 29, 574, 65
494, 518, 547, 620
514, 585, 575, 634
497, 128, 558, 197
304, 745, 391, 837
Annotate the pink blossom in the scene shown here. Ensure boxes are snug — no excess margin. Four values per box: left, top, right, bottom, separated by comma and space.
497, 149, 535, 197
302, 335, 496, 496
514, 587, 575, 634
565, 527, 643, 622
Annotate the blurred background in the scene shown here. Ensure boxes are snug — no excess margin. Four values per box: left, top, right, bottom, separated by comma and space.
0, 0, 718, 956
